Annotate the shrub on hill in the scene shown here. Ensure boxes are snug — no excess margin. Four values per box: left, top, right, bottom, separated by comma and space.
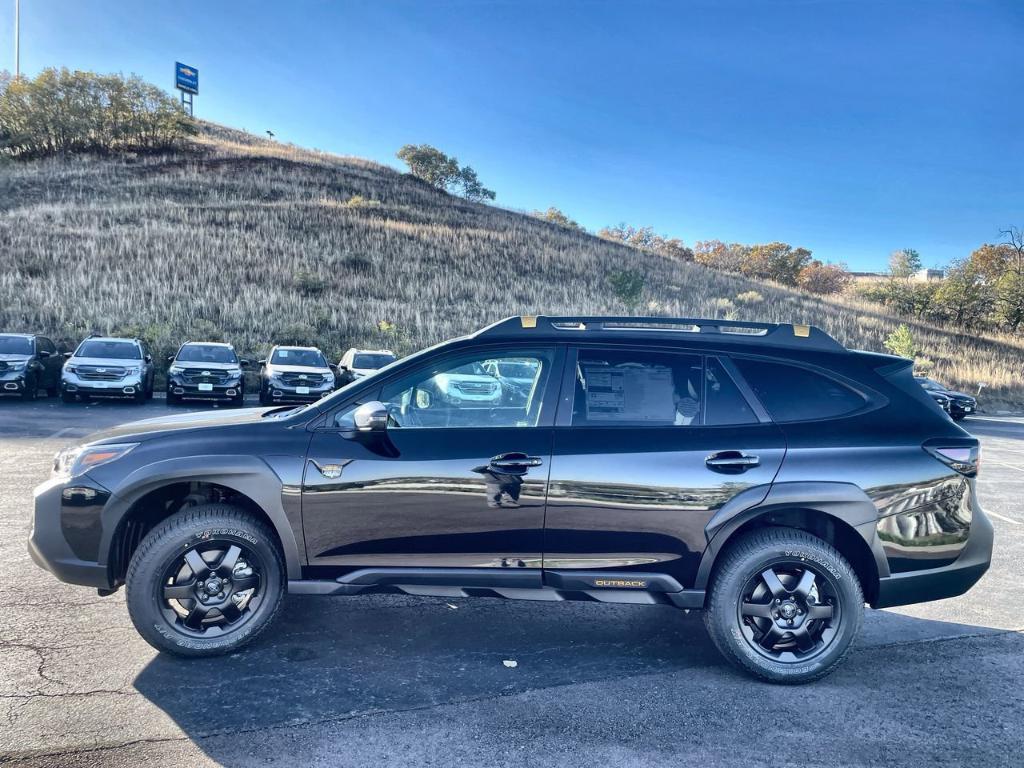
0, 68, 196, 159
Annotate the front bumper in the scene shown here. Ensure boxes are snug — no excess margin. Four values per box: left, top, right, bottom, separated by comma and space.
873, 506, 993, 608
28, 475, 113, 589
167, 377, 243, 400
62, 373, 143, 399
949, 401, 976, 418
264, 380, 335, 403
0, 372, 28, 394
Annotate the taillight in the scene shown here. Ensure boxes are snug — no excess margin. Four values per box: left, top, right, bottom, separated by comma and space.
924, 443, 980, 477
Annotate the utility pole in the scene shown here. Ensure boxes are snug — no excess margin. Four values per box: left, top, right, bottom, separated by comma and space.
14, 0, 19, 78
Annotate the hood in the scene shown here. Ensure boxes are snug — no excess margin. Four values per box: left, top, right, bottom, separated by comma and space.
83, 407, 279, 444
266, 363, 331, 375
69, 356, 144, 368
944, 390, 976, 401
171, 361, 239, 370
0, 353, 32, 362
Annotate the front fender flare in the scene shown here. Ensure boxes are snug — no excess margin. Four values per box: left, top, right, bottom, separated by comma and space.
99, 454, 304, 580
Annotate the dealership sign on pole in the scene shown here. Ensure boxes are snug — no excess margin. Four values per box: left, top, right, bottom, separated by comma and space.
175, 62, 198, 115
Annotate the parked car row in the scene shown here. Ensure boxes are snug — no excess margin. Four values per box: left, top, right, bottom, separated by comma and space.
0, 332, 397, 406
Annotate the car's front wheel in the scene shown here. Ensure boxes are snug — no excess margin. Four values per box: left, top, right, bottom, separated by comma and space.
126, 505, 285, 657
703, 526, 863, 684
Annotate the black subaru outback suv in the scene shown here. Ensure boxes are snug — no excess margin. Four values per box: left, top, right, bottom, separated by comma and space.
28, 316, 992, 683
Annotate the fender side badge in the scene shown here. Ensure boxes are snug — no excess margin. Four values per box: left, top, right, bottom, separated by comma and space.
311, 460, 346, 479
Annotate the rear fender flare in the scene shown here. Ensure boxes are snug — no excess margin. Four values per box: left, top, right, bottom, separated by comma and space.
695, 481, 888, 592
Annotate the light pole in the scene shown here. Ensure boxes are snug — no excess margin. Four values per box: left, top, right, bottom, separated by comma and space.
14, 0, 19, 78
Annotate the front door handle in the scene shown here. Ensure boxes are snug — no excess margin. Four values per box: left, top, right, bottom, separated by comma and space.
705, 451, 760, 472
489, 453, 544, 469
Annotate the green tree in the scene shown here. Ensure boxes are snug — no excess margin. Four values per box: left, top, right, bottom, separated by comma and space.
797, 260, 850, 295
396, 144, 495, 201
742, 242, 813, 286
607, 269, 645, 311
531, 207, 584, 231
884, 324, 917, 358
933, 257, 991, 328
889, 248, 922, 279
0, 68, 195, 158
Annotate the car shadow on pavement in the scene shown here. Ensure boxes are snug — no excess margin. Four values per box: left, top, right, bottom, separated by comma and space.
132, 592, 1020, 763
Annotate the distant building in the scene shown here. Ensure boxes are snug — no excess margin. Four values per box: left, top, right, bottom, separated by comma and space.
850, 271, 888, 283
911, 268, 944, 282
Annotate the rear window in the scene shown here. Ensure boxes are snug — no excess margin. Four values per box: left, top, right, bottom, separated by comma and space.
353, 353, 396, 369
76, 340, 141, 360
732, 358, 865, 422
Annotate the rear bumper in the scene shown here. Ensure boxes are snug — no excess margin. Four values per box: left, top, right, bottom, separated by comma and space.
873, 506, 993, 609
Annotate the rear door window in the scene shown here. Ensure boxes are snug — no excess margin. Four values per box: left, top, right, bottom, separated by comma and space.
731, 358, 865, 422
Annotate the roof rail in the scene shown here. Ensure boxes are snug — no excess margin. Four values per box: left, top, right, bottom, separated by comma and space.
473, 316, 846, 352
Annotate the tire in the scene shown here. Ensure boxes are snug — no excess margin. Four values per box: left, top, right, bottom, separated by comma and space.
134, 389, 146, 404
703, 526, 863, 684
259, 388, 272, 406
61, 390, 75, 404
125, 504, 285, 658
46, 381, 58, 398
166, 390, 180, 406
232, 390, 245, 407
21, 375, 37, 401
145, 380, 154, 400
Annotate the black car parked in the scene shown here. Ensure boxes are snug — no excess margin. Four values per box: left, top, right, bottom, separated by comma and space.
28, 316, 992, 684
0, 333, 62, 400
166, 342, 248, 406
915, 377, 977, 420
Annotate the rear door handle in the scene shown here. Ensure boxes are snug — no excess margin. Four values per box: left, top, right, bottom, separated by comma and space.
705, 451, 760, 472
489, 453, 544, 469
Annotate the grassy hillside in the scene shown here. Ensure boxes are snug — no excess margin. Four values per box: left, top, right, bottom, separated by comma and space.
2, 123, 1022, 405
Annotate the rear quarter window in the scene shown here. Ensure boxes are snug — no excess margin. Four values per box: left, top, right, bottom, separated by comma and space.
732, 358, 865, 422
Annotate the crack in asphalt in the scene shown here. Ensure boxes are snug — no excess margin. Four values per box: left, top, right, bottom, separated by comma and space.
1, 627, 1021, 764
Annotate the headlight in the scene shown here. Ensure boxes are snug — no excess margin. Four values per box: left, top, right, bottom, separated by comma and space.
324, 373, 335, 385
169, 365, 185, 374
53, 443, 138, 479
125, 367, 140, 376
6, 361, 27, 371
64, 364, 77, 374
226, 367, 242, 377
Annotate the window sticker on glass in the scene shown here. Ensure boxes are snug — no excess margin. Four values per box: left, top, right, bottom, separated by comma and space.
583, 364, 677, 423
279, 350, 289, 358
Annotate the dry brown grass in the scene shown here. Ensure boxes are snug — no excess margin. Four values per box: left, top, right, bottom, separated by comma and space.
1, 122, 1022, 406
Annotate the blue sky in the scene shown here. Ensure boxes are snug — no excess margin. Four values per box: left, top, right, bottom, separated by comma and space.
3, 0, 1021, 270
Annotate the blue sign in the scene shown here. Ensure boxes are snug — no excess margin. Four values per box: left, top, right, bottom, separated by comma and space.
175, 62, 198, 94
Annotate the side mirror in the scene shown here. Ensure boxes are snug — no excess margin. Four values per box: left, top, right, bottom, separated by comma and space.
166, 355, 175, 363
353, 401, 388, 432
239, 359, 251, 368
38, 350, 51, 359
144, 354, 152, 363
257, 358, 266, 366
328, 364, 338, 373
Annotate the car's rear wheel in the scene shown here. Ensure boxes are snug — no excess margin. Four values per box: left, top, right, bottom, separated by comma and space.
703, 526, 863, 684
126, 504, 285, 657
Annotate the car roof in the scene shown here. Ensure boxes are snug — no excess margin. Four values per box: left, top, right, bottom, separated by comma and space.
348, 348, 395, 355
181, 341, 234, 348
273, 345, 321, 351
82, 337, 139, 343
0, 332, 35, 339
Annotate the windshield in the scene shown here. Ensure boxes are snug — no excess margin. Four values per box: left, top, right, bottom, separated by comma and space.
353, 353, 395, 369
76, 340, 141, 360
271, 348, 327, 367
918, 378, 945, 391
176, 344, 238, 364
0, 336, 33, 355
497, 363, 537, 379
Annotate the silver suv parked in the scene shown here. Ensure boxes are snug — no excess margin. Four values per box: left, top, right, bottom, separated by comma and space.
61, 336, 154, 403
258, 345, 337, 404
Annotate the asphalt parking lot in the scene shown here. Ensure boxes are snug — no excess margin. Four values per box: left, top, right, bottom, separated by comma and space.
0, 398, 1021, 767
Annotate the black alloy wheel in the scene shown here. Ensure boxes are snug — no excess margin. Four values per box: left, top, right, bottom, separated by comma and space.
160, 541, 265, 637
126, 505, 285, 657
703, 526, 863, 684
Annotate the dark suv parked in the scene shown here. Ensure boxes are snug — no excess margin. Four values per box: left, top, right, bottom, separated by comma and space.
0, 333, 62, 400
166, 342, 248, 406
28, 316, 992, 683
915, 376, 977, 420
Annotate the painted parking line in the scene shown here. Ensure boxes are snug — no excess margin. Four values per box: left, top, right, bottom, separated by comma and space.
986, 509, 1022, 525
